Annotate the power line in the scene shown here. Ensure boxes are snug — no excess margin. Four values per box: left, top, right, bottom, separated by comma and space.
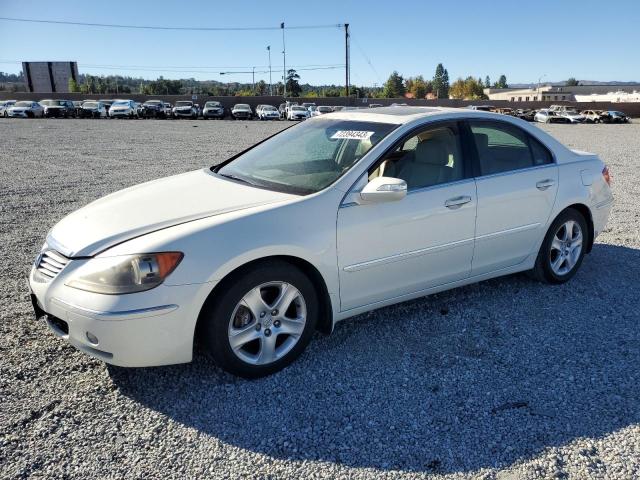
0, 16, 343, 31
350, 33, 384, 86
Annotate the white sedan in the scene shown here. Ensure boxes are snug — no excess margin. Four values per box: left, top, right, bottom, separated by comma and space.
29, 107, 613, 378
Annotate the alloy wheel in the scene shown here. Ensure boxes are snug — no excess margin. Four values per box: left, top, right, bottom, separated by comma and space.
549, 220, 583, 276
228, 281, 307, 365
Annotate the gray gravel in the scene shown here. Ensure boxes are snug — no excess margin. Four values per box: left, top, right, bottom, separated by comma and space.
1, 118, 639, 479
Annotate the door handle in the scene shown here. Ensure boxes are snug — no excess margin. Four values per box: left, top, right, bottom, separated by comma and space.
445, 195, 472, 209
536, 179, 555, 190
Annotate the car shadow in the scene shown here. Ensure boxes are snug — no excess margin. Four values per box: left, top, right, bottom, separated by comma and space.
109, 243, 640, 475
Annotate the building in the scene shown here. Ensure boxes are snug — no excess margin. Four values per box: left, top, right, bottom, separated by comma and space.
22, 61, 79, 93
484, 84, 640, 102
574, 90, 640, 103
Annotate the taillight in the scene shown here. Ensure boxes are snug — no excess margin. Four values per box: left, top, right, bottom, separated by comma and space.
602, 165, 611, 186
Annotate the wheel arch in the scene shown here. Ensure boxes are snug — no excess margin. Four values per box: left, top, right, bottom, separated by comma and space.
557, 203, 595, 253
195, 255, 334, 340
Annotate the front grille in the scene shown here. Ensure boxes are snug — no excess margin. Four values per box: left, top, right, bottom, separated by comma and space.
36, 250, 70, 281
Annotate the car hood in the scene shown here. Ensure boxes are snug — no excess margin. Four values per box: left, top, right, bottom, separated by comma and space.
48, 169, 296, 257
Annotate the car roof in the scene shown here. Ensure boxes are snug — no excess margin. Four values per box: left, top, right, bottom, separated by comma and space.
326, 106, 507, 124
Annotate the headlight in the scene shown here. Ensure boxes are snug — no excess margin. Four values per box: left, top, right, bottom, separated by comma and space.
66, 252, 183, 294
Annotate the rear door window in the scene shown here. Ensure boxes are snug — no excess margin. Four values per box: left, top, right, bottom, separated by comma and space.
468, 121, 553, 176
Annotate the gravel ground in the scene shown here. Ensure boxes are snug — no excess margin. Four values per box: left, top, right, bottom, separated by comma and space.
1, 118, 638, 479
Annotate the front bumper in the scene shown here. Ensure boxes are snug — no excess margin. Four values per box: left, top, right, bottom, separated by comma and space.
109, 109, 133, 117
28, 264, 214, 367
8, 110, 28, 117
203, 110, 224, 118
174, 110, 195, 117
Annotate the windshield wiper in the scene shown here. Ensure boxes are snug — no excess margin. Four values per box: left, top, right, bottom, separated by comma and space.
217, 172, 259, 187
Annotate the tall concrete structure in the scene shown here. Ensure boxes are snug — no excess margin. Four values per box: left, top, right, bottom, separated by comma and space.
22, 61, 79, 93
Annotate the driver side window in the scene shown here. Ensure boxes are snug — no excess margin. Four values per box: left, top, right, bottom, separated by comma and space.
370, 123, 465, 190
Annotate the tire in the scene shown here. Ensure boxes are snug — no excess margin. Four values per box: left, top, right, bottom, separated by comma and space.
199, 260, 318, 378
530, 208, 588, 284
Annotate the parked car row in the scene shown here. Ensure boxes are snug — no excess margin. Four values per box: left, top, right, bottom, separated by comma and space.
467, 104, 631, 124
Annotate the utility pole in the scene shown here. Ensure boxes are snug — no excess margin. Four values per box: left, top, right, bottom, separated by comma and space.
267, 45, 272, 96
281, 22, 286, 98
344, 23, 350, 98
252, 66, 255, 93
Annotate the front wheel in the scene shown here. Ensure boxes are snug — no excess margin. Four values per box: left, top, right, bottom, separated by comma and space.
199, 260, 318, 378
530, 209, 588, 284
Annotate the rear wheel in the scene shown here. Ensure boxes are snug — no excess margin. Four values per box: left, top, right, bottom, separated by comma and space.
531, 208, 587, 284
200, 260, 318, 378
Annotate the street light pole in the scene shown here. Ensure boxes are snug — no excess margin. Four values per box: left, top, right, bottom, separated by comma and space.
537, 74, 546, 101
267, 45, 272, 96
281, 22, 286, 98
252, 66, 255, 93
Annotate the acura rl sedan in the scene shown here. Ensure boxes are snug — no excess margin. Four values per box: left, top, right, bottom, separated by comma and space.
29, 107, 613, 378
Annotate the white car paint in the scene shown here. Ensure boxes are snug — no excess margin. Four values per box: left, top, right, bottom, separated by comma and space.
29, 107, 613, 368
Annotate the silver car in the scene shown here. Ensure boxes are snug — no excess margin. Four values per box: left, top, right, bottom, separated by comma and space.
7, 101, 44, 118
1, 100, 17, 117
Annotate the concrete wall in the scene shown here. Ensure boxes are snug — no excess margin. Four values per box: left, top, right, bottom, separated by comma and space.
2, 92, 640, 117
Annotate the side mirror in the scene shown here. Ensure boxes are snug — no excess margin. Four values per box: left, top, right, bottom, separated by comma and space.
359, 177, 407, 204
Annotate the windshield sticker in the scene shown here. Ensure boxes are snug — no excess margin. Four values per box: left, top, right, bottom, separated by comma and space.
331, 130, 375, 140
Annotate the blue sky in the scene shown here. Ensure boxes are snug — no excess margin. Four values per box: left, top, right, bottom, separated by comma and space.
1, 0, 639, 86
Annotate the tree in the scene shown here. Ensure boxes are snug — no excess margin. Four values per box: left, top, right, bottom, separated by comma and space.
382, 71, 405, 98
449, 76, 487, 100
405, 75, 428, 99
68, 78, 80, 93
286, 69, 302, 97
485, 76, 491, 89
566, 77, 579, 86
494, 74, 508, 89
432, 63, 450, 98
255, 79, 267, 95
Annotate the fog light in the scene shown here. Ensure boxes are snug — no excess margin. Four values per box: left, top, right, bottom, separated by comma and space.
86, 332, 99, 345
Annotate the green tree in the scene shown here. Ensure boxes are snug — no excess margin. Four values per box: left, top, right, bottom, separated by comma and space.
405, 75, 428, 98
485, 76, 491, 89
255, 79, 267, 95
68, 78, 80, 93
432, 63, 450, 98
382, 71, 405, 98
566, 77, 579, 86
449, 76, 487, 100
494, 74, 508, 89
286, 69, 302, 97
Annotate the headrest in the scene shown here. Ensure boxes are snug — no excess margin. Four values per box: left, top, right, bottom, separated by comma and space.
474, 133, 489, 150
414, 139, 449, 166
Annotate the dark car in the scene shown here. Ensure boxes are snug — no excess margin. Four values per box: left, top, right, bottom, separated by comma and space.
514, 109, 536, 122
140, 100, 167, 119
607, 111, 630, 124
40, 99, 76, 118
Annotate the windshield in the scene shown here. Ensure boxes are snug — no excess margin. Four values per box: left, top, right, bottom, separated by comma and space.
217, 119, 397, 195
205, 102, 220, 107
292, 106, 305, 111
144, 101, 162, 105
263, 106, 276, 111
83, 102, 98, 108
234, 104, 250, 109
176, 101, 192, 107
15, 101, 32, 107
318, 106, 332, 112
112, 101, 129, 106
